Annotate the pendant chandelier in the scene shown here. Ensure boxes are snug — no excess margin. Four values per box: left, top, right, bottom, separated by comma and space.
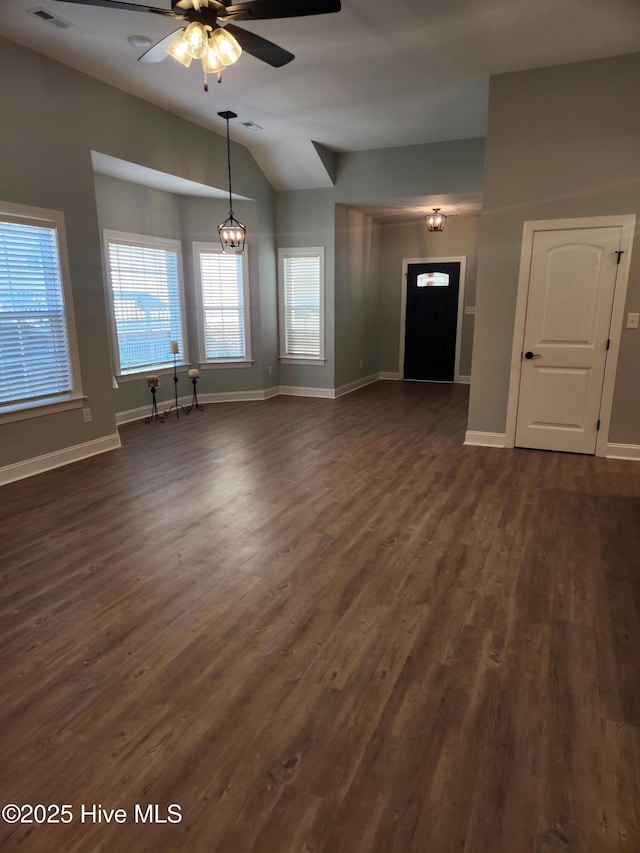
217, 111, 246, 254
426, 208, 446, 232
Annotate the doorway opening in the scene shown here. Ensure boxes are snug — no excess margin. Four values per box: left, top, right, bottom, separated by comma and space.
399, 256, 466, 382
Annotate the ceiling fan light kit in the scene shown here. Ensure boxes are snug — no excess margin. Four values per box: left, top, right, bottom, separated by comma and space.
166, 22, 242, 84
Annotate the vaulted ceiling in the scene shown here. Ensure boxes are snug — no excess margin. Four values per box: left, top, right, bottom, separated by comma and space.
1, 0, 638, 193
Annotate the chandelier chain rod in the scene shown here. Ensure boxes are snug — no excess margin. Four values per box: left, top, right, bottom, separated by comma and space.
225, 117, 234, 216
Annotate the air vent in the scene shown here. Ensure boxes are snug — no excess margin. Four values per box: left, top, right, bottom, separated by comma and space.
240, 121, 263, 132
29, 7, 71, 29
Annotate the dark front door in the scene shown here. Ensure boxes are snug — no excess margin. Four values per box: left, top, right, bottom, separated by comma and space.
404, 261, 460, 381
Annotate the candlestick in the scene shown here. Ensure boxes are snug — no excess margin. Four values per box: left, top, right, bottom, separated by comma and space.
186, 367, 203, 413
163, 348, 189, 419
145, 380, 164, 423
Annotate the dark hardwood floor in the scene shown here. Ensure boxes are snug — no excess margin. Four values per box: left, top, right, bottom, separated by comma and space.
1, 381, 639, 852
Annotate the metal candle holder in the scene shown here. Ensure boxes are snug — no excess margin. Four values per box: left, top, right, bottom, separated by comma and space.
186, 368, 204, 413
145, 377, 164, 423
163, 344, 189, 419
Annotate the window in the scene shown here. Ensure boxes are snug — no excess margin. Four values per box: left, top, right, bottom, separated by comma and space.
104, 231, 186, 374
194, 243, 251, 363
0, 202, 82, 416
417, 272, 449, 288
278, 247, 325, 363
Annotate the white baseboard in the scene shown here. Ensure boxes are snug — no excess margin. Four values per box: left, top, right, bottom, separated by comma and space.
334, 374, 379, 398
380, 372, 470, 384
464, 430, 506, 448
118, 379, 377, 419
116, 390, 278, 425
0, 433, 121, 486
198, 389, 274, 404
278, 385, 336, 399
116, 395, 190, 426
606, 443, 640, 461
118, 372, 473, 420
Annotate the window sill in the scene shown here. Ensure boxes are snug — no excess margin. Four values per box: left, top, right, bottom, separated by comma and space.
200, 361, 254, 370
116, 365, 190, 384
0, 395, 85, 425
279, 357, 326, 366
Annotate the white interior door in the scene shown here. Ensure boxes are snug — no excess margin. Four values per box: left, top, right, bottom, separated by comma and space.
515, 226, 622, 454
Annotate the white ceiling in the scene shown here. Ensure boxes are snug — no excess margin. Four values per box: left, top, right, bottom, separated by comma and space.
1, 0, 639, 199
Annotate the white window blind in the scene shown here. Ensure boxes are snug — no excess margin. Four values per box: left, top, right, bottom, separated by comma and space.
279, 249, 324, 359
0, 217, 74, 407
105, 233, 184, 373
196, 247, 248, 361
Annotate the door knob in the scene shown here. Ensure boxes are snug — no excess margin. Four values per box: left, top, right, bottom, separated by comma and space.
523, 351, 541, 360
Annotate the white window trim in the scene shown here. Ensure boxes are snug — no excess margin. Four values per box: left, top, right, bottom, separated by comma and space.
115, 365, 190, 384
193, 241, 252, 366
103, 229, 187, 378
0, 201, 84, 424
279, 357, 327, 366
277, 246, 325, 363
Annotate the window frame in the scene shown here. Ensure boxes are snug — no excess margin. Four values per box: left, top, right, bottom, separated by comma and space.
103, 229, 187, 377
193, 241, 252, 368
277, 246, 326, 365
0, 200, 84, 424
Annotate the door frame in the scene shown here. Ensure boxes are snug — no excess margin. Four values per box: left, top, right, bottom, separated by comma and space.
504, 215, 636, 456
399, 256, 467, 383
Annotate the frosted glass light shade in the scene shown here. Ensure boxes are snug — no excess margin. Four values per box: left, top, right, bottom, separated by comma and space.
184, 21, 209, 60
210, 28, 242, 67
203, 43, 225, 74
167, 30, 193, 67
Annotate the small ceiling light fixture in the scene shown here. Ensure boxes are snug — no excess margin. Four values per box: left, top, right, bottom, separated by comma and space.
167, 23, 242, 90
127, 34, 153, 49
426, 208, 446, 232
217, 111, 246, 255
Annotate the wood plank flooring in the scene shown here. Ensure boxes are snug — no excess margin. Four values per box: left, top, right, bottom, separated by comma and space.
1, 381, 639, 852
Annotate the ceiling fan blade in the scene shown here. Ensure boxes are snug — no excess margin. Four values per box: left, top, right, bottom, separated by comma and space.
222, 0, 340, 21
175, 0, 230, 13
224, 23, 294, 67
52, 0, 168, 12
138, 28, 184, 62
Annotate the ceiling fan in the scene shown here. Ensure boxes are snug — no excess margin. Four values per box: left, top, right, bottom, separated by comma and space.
52, 0, 341, 85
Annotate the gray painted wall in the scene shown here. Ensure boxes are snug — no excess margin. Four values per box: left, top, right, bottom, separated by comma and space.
376, 215, 480, 377
93, 174, 265, 416
334, 206, 380, 388
178, 196, 268, 395
468, 52, 640, 443
334, 138, 485, 204
274, 139, 486, 391
0, 37, 274, 467
274, 188, 336, 390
